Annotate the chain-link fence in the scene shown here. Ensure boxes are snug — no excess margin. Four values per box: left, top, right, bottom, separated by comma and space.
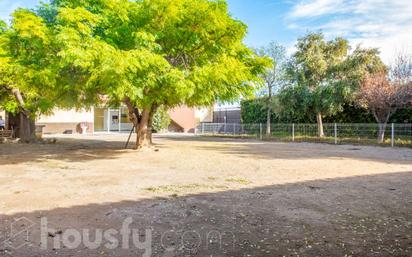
196, 123, 412, 147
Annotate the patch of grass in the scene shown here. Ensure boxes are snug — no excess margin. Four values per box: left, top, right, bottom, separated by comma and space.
201, 132, 412, 147
145, 183, 228, 193
225, 178, 251, 185
44, 161, 69, 170
207, 176, 217, 181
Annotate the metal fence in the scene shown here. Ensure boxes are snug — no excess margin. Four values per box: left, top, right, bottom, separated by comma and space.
196, 123, 412, 147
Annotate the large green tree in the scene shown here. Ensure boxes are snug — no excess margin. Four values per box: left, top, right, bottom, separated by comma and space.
0, 10, 59, 142
280, 32, 384, 137
43, 0, 268, 149
0, 8, 91, 142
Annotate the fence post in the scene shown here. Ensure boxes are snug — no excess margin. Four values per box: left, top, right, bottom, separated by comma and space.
292, 123, 295, 142
334, 123, 338, 144
224, 123, 227, 134
233, 123, 236, 135
391, 123, 394, 147
259, 123, 262, 140
201, 123, 204, 134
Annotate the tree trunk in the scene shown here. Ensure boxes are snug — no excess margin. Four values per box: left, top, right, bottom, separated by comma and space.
316, 112, 325, 137
266, 87, 272, 136
146, 105, 157, 145
11, 88, 36, 143
123, 97, 140, 129
373, 109, 392, 144
19, 112, 36, 143
377, 123, 387, 144
123, 97, 159, 150
135, 108, 151, 149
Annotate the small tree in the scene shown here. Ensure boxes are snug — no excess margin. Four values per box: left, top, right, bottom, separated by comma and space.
281, 33, 385, 136
255, 42, 286, 135
390, 52, 412, 86
284, 33, 351, 137
357, 53, 412, 143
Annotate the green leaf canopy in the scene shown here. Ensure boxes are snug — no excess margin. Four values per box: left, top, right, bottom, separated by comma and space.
45, 0, 269, 110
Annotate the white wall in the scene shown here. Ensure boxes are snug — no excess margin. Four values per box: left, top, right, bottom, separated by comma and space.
195, 107, 213, 123
38, 108, 94, 123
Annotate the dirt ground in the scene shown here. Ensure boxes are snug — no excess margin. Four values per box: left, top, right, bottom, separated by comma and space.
0, 133, 411, 257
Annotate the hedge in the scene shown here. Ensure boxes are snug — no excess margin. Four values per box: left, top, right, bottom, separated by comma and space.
241, 97, 412, 124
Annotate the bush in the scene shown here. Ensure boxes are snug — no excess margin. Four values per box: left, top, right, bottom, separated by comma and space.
152, 108, 171, 132
241, 97, 279, 124
241, 96, 412, 124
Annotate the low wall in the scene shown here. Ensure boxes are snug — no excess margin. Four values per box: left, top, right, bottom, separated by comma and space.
37, 122, 94, 134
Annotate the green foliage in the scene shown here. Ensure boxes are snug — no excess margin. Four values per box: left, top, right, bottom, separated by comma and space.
323, 103, 375, 123
390, 108, 412, 123
241, 97, 412, 124
241, 97, 278, 123
279, 32, 386, 121
0, 9, 58, 116
0, 0, 267, 146
0, 20, 6, 32
152, 107, 171, 132
42, 0, 269, 113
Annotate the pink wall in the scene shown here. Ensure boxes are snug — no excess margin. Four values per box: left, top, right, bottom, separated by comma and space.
168, 106, 196, 133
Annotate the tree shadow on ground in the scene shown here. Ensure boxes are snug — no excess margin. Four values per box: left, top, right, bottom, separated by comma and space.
157, 134, 412, 164
1, 171, 411, 257
0, 134, 410, 165
0, 136, 132, 165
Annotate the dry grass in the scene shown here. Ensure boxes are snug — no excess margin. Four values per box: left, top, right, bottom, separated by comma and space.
145, 183, 229, 193
225, 177, 251, 185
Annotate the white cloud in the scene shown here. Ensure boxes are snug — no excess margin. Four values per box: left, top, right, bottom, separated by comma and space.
289, 0, 347, 18
287, 0, 412, 63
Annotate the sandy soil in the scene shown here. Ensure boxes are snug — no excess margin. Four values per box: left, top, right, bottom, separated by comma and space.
0, 134, 411, 256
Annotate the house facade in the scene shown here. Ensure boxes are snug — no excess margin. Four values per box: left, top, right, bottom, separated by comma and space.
0, 110, 5, 128
36, 106, 213, 134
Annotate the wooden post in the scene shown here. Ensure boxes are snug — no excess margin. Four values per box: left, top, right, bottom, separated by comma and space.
125, 125, 135, 149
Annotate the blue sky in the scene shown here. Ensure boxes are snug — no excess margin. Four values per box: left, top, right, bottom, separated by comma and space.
227, 0, 296, 47
1, 0, 411, 63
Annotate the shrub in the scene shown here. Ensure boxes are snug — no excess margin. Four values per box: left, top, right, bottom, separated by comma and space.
241, 97, 412, 124
152, 107, 171, 132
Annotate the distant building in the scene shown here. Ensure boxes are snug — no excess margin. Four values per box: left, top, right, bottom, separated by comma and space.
4, 104, 239, 135
36, 106, 213, 134
212, 107, 241, 124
